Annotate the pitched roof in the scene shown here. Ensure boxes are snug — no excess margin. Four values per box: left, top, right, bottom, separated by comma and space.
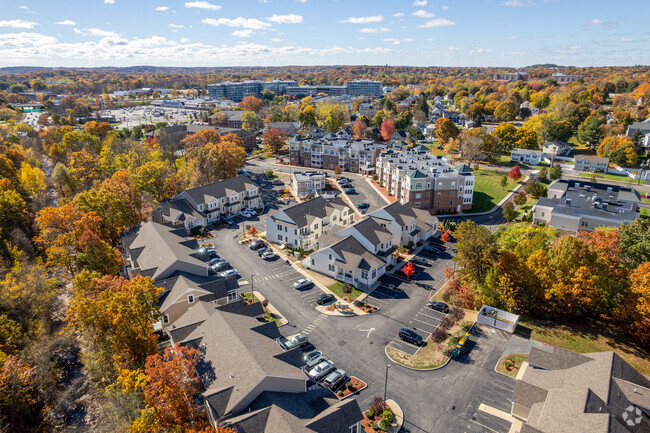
155, 197, 204, 223
271, 196, 350, 228
155, 273, 239, 311
178, 175, 260, 205
126, 221, 207, 281
406, 169, 428, 178
350, 217, 392, 246
329, 236, 384, 271
454, 164, 473, 174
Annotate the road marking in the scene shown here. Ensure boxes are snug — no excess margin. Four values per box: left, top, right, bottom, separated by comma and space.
478, 403, 517, 424
412, 318, 438, 328
358, 327, 375, 338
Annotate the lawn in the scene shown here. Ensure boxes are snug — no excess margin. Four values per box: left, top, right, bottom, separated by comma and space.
327, 282, 364, 299
517, 317, 650, 376
464, 170, 520, 213
641, 207, 649, 217
579, 172, 647, 185
496, 353, 528, 378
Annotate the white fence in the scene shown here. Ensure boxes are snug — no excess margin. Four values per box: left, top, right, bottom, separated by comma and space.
477, 305, 520, 334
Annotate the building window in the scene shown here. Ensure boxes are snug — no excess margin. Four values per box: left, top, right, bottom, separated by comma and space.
329, 254, 332, 260
278, 235, 283, 241
437, 201, 440, 205
580, 220, 589, 227
437, 192, 441, 197
361, 270, 369, 279
450, 201, 454, 206
277, 224, 282, 230
329, 264, 335, 271
541, 212, 545, 217
372, 269, 376, 279
294, 229, 297, 235
163, 314, 169, 324
451, 192, 455, 197
350, 424, 359, 433
188, 295, 194, 304
227, 290, 237, 302
311, 258, 315, 266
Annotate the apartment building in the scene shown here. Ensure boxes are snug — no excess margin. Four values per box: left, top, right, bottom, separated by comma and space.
511, 148, 543, 165
493, 71, 529, 82
289, 136, 382, 175
209, 79, 383, 101
532, 179, 640, 233
307, 202, 438, 289
575, 155, 610, 172
377, 146, 475, 213
152, 175, 263, 231
552, 72, 585, 84
292, 171, 327, 199
265, 196, 354, 250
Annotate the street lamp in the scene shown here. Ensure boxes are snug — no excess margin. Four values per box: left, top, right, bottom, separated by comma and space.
250, 273, 256, 301
383, 364, 391, 402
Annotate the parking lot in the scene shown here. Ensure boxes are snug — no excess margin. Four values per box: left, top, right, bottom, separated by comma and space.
386, 302, 447, 356
101, 106, 195, 129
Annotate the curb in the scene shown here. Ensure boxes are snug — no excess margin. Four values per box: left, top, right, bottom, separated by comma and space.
385, 399, 404, 433
365, 177, 392, 205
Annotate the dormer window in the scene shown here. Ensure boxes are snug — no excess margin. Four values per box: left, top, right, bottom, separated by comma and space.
188, 294, 194, 304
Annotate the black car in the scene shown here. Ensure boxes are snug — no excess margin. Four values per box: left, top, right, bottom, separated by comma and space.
222, 217, 234, 226
422, 246, 442, 255
357, 202, 370, 209
249, 240, 266, 250
257, 246, 268, 256
398, 328, 423, 346
316, 294, 335, 305
427, 301, 449, 313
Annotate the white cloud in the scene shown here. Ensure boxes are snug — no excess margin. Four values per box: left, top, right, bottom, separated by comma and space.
169, 24, 184, 29
589, 18, 616, 26
270, 37, 282, 42
413, 0, 427, 6
360, 27, 390, 33
180, 37, 190, 43
620, 38, 632, 42
155, 6, 170, 11
419, 18, 454, 28
185, 1, 221, 10
392, 12, 404, 17
295, 0, 307, 2
19, 5, 28, 8
0, 19, 38, 29
55, 20, 76, 26
202, 17, 271, 30
413, 10, 435, 18
504, 35, 517, 40
232, 30, 254, 37
84, 28, 120, 37
383, 38, 414, 45
267, 14, 303, 24
440, 5, 449, 10
502, 1, 522, 6
104, 0, 115, 4
341, 15, 383, 24
589, 18, 603, 25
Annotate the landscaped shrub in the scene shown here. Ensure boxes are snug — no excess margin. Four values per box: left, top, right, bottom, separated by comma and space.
261, 299, 269, 308
431, 327, 448, 343
439, 316, 453, 330
189, 226, 205, 237
345, 381, 354, 390
407, 241, 414, 249
342, 283, 353, 294
371, 423, 380, 431
382, 408, 394, 424
369, 396, 386, 414
337, 390, 344, 396
450, 306, 465, 322
365, 409, 375, 418
379, 419, 391, 430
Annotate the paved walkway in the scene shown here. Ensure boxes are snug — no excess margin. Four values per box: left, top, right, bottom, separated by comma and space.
500, 334, 553, 358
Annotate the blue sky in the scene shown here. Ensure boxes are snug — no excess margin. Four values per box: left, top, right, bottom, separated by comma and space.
0, 0, 648, 67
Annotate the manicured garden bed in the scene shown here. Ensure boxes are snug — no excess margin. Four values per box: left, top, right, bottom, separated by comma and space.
327, 282, 364, 299
334, 376, 366, 400
361, 399, 396, 433
496, 353, 528, 378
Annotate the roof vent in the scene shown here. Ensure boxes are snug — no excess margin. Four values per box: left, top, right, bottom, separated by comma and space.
585, 185, 591, 191
607, 187, 613, 193
565, 199, 572, 205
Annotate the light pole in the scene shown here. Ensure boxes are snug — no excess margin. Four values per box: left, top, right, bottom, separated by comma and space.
250, 273, 256, 302
383, 364, 391, 402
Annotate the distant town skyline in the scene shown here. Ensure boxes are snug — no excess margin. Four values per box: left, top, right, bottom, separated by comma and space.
0, 0, 648, 67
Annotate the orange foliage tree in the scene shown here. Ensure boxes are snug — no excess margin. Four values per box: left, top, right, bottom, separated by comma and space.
380, 118, 396, 141
0, 355, 39, 431
181, 129, 221, 153
238, 95, 263, 113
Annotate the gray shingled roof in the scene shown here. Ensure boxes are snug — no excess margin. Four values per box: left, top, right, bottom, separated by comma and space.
272, 196, 350, 228
178, 175, 260, 205
329, 235, 384, 271
350, 217, 392, 246
155, 274, 239, 311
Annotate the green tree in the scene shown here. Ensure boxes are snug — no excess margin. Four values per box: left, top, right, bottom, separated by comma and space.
619, 219, 650, 267
549, 164, 562, 181
241, 111, 263, 131
577, 115, 605, 147
454, 220, 498, 285
494, 100, 518, 121
502, 201, 517, 221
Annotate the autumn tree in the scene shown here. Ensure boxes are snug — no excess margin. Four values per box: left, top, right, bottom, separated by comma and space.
51, 162, 77, 197
241, 111, 263, 131
434, 117, 460, 145
180, 129, 221, 154
513, 191, 527, 206
454, 221, 498, 285
494, 100, 517, 121
351, 119, 367, 139
491, 123, 517, 152
380, 118, 396, 141
402, 262, 415, 280
502, 201, 517, 221
140, 344, 202, 430
66, 274, 161, 377
619, 219, 650, 267
509, 165, 522, 181
262, 128, 288, 154
440, 231, 451, 243
181, 136, 247, 187
134, 160, 169, 200
514, 127, 539, 150
238, 95, 262, 113
316, 101, 349, 133
18, 162, 46, 198
0, 355, 40, 431
627, 262, 650, 345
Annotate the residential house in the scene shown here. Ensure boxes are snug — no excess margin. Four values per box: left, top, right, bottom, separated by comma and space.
532, 179, 640, 233
267, 121, 301, 135
626, 119, 650, 149
575, 155, 610, 172
510, 346, 649, 432
292, 171, 327, 199
167, 301, 363, 432
265, 197, 354, 250
510, 148, 543, 166
152, 175, 263, 232
367, 201, 439, 248
542, 141, 572, 156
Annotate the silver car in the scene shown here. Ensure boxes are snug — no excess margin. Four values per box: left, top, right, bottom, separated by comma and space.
323, 369, 347, 389
307, 360, 335, 381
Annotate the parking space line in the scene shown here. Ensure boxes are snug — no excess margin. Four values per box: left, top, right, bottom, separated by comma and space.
418, 311, 445, 320
411, 317, 437, 328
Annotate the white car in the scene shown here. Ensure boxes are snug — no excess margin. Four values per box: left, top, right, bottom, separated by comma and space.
307, 360, 335, 381
241, 211, 253, 218
244, 208, 257, 216
218, 269, 239, 278
293, 278, 312, 289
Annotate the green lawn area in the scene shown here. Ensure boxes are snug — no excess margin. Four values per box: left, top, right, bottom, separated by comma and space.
327, 282, 364, 299
465, 170, 519, 213
496, 353, 529, 378
517, 317, 650, 376
641, 207, 650, 217
579, 172, 647, 185
514, 197, 538, 221
639, 196, 650, 203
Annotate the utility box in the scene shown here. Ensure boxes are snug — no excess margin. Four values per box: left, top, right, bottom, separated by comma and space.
477, 305, 519, 333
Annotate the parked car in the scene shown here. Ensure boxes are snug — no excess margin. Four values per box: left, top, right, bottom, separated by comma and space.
212, 261, 230, 271
218, 269, 239, 278
237, 169, 249, 176
293, 278, 312, 289
249, 240, 266, 250
307, 360, 335, 381
422, 246, 442, 255
398, 328, 423, 346
343, 188, 356, 194
272, 179, 284, 186
244, 208, 257, 216
316, 293, 335, 305
303, 351, 323, 366
336, 178, 349, 184
241, 211, 254, 218
323, 369, 347, 390
256, 246, 269, 256
410, 257, 429, 267
285, 334, 308, 350
427, 301, 449, 313
261, 250, 277, 260
222, 217, 234, 226
208, 257, 223, 266
357, 202, 370, 210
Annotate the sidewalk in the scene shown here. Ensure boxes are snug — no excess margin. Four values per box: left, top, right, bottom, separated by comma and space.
252, 290, 288, 326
